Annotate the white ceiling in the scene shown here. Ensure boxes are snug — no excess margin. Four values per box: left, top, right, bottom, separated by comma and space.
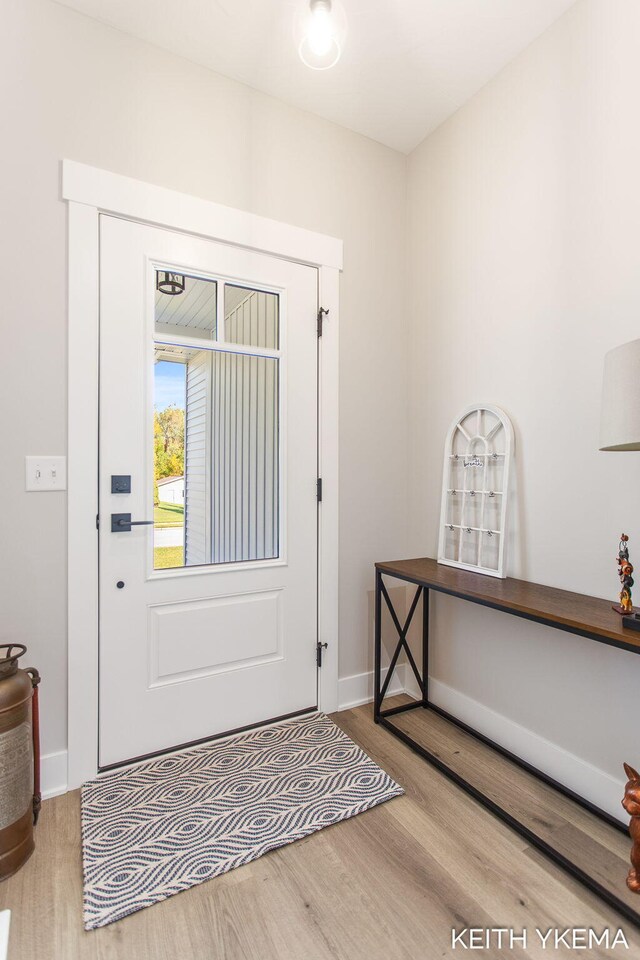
56, 0, 577, 153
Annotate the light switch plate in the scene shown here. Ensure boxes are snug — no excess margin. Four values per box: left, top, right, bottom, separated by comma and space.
25, 456, 67, 491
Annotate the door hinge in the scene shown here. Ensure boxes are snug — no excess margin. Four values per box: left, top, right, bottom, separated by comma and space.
317, 477, 323, 502
317, 307, 329, 338
96, 514, 99, 530
317, 641, 328, 667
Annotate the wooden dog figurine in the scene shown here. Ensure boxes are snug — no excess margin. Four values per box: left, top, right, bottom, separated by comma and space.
622, 763, 640, 892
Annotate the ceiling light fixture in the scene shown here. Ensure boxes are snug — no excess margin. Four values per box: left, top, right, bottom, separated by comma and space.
298, 0, 346, 71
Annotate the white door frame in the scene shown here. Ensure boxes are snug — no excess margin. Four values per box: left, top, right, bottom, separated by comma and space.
64, 160, 341, 789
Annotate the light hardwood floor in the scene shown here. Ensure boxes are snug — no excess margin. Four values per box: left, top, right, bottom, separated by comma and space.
1, 699, 639, 960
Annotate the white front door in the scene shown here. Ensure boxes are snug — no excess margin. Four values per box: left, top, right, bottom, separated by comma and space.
98, 215, 319, 768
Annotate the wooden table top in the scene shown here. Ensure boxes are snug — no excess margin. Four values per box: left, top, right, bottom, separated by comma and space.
375, 557, 640, 655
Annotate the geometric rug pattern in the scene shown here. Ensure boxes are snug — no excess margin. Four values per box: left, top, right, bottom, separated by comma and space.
81, 712, 403, 928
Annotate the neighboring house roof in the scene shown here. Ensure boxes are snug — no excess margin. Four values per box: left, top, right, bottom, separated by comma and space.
157, 475, 184, 485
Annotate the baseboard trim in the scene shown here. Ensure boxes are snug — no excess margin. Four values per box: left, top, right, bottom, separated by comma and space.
337, 666, 406, 711
337, 667, 626, 824
428, 678, 627, 825
41, 750, 68, 800
42, 677, 627, 821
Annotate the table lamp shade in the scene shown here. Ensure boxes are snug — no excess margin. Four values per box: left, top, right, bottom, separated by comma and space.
600, 338, 640, 451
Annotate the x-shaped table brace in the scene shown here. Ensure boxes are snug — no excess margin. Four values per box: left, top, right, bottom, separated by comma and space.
374, 570, 429, 721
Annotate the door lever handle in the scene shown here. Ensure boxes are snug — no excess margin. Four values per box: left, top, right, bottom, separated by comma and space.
111, 513, 154, 532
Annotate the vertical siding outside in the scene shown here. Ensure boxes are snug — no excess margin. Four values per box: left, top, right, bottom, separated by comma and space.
184, 351, 212, 565
210, 291, 279, 562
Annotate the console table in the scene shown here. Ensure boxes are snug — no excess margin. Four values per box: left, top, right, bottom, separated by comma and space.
374, 557, 639, 926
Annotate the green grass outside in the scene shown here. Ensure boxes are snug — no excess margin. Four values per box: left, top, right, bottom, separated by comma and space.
154, 502, 184, 527
154, 546, 184, 569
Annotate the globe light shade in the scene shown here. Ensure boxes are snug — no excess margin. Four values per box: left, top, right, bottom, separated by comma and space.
600, 338, 640, 451
296, 0, 347, 71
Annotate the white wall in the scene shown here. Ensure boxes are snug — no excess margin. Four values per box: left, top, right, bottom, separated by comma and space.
0, 0, 408, 785
407, 0, 640, 820
6, 0, 636, 816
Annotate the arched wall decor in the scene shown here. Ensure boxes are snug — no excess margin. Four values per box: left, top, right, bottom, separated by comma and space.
437, 404, 514, 579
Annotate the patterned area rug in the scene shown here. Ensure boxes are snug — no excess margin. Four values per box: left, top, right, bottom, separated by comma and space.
81, 712, 403, 929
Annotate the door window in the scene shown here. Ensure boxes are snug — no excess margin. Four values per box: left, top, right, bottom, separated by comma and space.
155, 274, 218, 339
224, 285, 279, 349
153, 270, 280, 570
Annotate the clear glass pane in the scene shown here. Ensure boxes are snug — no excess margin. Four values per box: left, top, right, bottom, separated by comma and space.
224, 285, 279, 349
155, 271, 217, 339
443, 524, 459, 562
480, 530, 500, 571
460, 529, 479, 566
153, 344, 279, 569
153, 349, 187, 569
210, 352, 279, 563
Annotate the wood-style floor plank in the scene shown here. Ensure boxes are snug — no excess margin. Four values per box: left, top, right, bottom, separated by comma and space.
0, 700, 638, 959
389, 703, 638, 914
337, 705, 638, 956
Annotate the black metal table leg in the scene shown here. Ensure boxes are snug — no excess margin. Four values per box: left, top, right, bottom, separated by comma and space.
374, 573, 426, 720
374, 569, 382, 722
422, 586, 429, 707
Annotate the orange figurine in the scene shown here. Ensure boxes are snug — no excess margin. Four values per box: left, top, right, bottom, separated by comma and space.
613, 534, 635, 615
622, 763, 640, 893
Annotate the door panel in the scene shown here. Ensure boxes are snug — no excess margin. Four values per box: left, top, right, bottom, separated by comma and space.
98, 216, 318, 767
147, 590, 282, 686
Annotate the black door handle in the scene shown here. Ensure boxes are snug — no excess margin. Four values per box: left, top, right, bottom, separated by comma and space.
111, 513, 154, 532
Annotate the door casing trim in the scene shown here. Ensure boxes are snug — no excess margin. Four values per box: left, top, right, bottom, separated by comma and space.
65, 160, 341, 789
